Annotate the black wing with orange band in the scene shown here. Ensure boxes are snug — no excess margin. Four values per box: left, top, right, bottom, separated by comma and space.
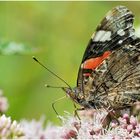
77, 6, 135, 90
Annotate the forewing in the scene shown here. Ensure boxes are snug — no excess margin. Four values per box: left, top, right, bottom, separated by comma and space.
77, 6, 136, 92
83, 6, 134, 61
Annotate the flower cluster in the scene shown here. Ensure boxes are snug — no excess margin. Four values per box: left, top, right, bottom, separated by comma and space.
115, 114, 140, 137
18, 110, 140, 139
0, 90, 23, 139
0, 109, 140, 139
0, 114, 24, 139
0, 90, 140, 139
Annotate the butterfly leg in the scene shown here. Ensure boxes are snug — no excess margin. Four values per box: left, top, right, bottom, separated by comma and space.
102, 110, 120, 129
101, 103, 120, 129
73, 103, 85, 121
52, 96, 66, 122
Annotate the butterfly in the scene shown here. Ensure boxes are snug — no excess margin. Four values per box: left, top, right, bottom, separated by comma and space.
63, 5, 140, 111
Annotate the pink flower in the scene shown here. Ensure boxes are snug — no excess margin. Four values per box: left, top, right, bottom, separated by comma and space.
127, 124, 133, 133
0, 114, 23, 138
130, 116, 137, 127
61, 129, 77, 139
123, 113, 129, 120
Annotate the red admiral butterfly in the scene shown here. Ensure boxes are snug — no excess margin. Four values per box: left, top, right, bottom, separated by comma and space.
62, 5, 140, 110
33, 6, 140, 112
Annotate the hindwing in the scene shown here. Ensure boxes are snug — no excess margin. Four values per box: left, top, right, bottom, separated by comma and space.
85, 40, 140, 109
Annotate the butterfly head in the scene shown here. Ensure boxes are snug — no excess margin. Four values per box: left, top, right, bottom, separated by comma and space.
62, 87, 98, 108
62, 87, 82, 103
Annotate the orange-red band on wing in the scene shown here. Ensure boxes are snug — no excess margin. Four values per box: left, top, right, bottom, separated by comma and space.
83, 51, 111, 70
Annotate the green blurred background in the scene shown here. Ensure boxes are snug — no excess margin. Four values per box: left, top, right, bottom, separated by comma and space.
0, 1, 140, 123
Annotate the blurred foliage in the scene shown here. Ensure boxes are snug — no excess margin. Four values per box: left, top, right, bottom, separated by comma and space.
0, 2, 140, 124
0, 41, 33, 55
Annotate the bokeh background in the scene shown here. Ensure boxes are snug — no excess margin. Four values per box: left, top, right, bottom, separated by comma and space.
0, 1, 140, 124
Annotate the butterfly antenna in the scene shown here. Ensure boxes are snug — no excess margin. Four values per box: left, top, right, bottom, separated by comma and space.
32, 56, 71, 89
45, 84, 67, 89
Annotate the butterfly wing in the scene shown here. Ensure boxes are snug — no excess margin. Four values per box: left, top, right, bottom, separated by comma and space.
77, 6, 136, 93
87, 39, 140, 109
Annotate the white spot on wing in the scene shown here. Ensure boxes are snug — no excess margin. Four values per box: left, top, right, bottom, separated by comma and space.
106, 14, 111, 20
117, 29, 125, 36
118, 40, 123, 44
129, 29, 135, 37
101, 31, 112, 42
93, 30, 111, 42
